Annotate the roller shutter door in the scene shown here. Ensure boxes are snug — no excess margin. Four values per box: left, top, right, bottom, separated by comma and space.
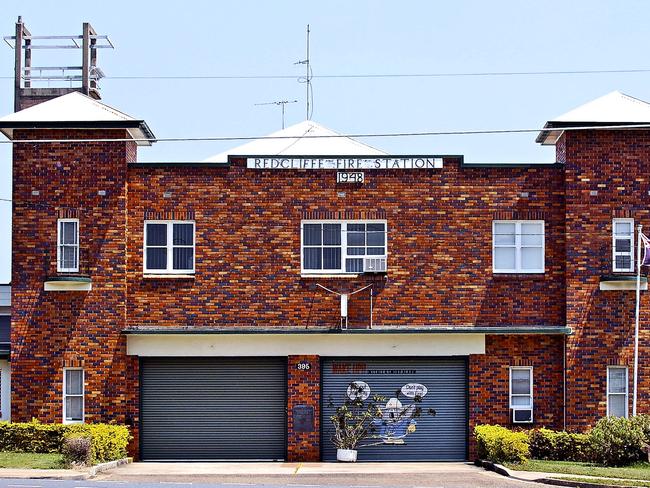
322, 358, 467, 461
140, 357, 286, 460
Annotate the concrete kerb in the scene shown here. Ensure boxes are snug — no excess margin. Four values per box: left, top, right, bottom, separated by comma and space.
0, 458, 131, 481
0, 468, 88, 480
535, 478, 632, 488
475, 459, 511, 477
99, 461, 481, 477
88, 457, 132, 477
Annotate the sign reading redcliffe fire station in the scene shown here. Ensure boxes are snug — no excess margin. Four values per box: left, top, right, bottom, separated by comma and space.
246, 157, 444, 170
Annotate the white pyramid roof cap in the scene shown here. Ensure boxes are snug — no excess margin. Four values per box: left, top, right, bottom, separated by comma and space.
204, 120, 386, 162
537, 91, 650, 145
0, 91, 155, 145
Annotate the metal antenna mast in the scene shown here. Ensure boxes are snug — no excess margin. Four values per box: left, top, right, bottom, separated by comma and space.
254, 99, 298, 129
294, 24, 312, 120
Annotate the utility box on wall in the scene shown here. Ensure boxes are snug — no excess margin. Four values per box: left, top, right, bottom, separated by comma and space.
292, 404, 314, 432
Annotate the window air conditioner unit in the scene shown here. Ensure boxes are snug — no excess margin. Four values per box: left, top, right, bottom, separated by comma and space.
364, 257, 387, 273
512, 408, 533, 423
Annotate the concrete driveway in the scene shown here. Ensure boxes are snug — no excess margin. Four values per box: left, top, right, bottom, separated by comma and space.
95, 461, 549, 487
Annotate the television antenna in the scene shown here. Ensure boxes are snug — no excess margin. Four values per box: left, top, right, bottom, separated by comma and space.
254, 99, 298, 129
294, 24, 312, 120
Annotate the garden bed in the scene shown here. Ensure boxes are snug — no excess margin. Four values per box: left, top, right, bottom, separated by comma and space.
548, 476, 650, 488
506, 460, 650, 482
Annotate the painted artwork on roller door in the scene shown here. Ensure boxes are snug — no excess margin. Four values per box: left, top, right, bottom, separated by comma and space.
335, 380, 437, 446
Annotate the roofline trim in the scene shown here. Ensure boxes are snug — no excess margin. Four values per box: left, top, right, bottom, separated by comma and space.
129, 161, 230, 168
0, 120, 156, 143
461, 162, 564, 168
228, 154, 465, 161
536, 121, 650, 144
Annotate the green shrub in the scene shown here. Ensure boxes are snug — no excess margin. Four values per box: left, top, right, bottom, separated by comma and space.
554, 431, 590, 461
631, 414, 650, 441
474, 424, 529, 464
588, 416, 646, 466
528, 428, 554, 460
65, 424, 130, 464
529, 428, 589, 462
0, 420, 67, 453
0, 420, 130, 465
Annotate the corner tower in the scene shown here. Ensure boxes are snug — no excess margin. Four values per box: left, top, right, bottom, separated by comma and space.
0, 90, 154, 448
539, 91, 650, 427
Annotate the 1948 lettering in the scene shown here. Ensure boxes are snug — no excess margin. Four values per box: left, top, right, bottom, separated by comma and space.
337, 172, 364, 183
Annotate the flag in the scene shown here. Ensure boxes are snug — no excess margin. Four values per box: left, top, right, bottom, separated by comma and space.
641, 232, 650, 266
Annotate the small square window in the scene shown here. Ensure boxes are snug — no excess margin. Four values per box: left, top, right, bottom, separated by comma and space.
144, 221, 195, 274
493, 221, 544, 274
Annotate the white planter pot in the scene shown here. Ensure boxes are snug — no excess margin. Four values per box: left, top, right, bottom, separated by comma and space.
336, 448, 358, 462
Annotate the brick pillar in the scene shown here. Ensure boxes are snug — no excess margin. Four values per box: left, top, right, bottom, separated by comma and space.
287, 355, 320, 461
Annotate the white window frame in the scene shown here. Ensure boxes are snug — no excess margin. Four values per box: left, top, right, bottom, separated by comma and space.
493, 220, 545, 274
300, 220, 388, 275
509, 366, 533, 423
143, 220, 196, 274
57, 218, 79, 273
63, 368, 84, 424
613, 218, 635, 273
607, 366, 629, 418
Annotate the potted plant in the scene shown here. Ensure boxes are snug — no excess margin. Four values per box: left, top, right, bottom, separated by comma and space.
330, 383, 385, 462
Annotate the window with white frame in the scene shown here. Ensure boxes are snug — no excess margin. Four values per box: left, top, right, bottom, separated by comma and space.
63, 368, 84, 423
493, 221, 545, 273
509, 367, 533, 423
607, 366, 628, 418
144, 221, 195, 274
57, 219, 79, 273
613, 219, 634, 272
301, 220, 387, 274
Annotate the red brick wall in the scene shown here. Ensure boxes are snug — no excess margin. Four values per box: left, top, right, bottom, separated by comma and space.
126, 159, 566, 331
287, 355, 320, 461
468, 334, 565, 458
562, 130, 650, 429
23, 124, 650, 460
11, 130, 135, 439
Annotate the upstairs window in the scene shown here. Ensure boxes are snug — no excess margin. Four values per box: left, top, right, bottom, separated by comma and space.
301, 220, 387, 274
493, 221, 545, 273
57, 219, 79, 273
607, 366, 628, 418
63, 368, 84, 423
144, 221, 195, 274
613, 219, 634, 272
510, 367, 533, 423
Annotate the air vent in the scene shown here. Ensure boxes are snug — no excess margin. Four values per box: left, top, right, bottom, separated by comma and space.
512, 408, 533, 423
363, 257, 387, 273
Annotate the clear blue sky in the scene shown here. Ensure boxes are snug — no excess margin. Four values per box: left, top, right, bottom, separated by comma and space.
1, 0, 649, 282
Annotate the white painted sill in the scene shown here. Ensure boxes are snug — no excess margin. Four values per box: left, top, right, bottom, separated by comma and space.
143, 274, 195, 279
301, 274, 360, 279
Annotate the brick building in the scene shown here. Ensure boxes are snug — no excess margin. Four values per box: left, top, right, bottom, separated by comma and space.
2, 20, 650, 462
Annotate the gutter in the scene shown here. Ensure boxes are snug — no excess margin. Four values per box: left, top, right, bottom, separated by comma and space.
122, 326, 572, 335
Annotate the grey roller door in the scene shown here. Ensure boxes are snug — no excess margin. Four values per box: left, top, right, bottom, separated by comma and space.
322, 358, 467, 461
140, 357, 286, 460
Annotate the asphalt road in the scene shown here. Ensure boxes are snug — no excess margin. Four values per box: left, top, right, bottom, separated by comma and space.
0, 472, 551, 488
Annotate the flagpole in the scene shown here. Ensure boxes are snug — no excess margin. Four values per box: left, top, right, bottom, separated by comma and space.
634, 224, 643, 417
